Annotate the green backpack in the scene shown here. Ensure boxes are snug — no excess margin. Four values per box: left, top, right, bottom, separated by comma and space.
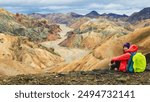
133, 53, 147, 73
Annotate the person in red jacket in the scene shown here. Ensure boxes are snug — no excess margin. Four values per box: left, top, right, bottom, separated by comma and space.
110, 43, 130, 71
110, 43, 138, 72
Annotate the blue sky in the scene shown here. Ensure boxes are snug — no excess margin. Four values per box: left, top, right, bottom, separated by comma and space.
0, 0, 150, 15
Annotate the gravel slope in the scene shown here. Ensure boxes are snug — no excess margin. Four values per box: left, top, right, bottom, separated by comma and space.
0, 69, 150, 85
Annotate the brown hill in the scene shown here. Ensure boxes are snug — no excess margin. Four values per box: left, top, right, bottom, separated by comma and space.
69, 17, 90, 29
0, 34, 64, 76
0, 8, 61, 42
59, 18, 133, 49
133, 19, 150, 29
49, 26, 150, 73
59, 31, 83, 48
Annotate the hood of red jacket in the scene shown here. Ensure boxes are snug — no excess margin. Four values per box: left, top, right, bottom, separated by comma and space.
125, 44, 138, 53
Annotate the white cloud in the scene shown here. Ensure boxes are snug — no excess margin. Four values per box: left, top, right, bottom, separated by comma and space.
0, 0, 149, 15
104, 4, 123, 9
0, 0, 82, 6
89, 3, 123, 9
117, 0, 150, 7
89, 3, 101, 8
42, 6, 70, 10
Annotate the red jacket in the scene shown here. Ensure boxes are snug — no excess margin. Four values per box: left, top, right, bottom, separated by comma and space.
112, 45, 138, 72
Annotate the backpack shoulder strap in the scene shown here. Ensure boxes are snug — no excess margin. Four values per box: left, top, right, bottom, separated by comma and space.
127, 52, 136, 73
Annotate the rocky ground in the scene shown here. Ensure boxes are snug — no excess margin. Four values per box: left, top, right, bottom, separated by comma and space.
0, 69, 150, 85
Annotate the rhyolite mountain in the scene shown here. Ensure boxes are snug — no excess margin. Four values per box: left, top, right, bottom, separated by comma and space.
59, 18, 133, 49
128, 7, 150, 23
0, 8, 62, 42
0, 9, 65, 76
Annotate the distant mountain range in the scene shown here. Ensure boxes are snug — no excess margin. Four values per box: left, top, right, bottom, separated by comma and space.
29, 7, 150, 24
29, 10, 128, 19
85, 11, 128, 19
29, 11, 129, 25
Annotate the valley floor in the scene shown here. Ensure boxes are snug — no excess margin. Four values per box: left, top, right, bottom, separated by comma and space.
41, 24, 90, 63
0, 69, 150, 85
